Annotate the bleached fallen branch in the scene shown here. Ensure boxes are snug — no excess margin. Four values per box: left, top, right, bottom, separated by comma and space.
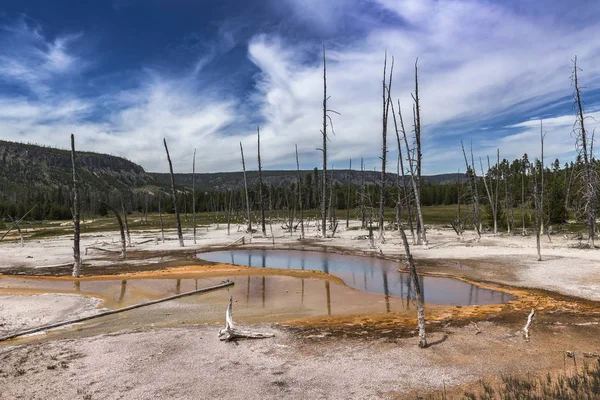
225, 236, 245, 248
523, 308, 535, 341
470, 321, 482, 335
218, 297, 274, 342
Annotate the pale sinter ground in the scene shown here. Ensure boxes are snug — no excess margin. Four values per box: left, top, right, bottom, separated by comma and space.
1, 220, 600, 399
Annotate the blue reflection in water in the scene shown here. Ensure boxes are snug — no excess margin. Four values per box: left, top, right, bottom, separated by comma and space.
198, 249, 513, 306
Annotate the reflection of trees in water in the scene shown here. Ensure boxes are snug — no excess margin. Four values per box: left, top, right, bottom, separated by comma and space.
74, 280, 81, 292
325, 281, 331, 316
176, 279, 181, 294
118, 280, 127, 303
382, 270, 390, 313
262, 276, 265, 308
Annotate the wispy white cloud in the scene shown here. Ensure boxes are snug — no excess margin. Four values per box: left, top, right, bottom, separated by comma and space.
1, 2, 600, 175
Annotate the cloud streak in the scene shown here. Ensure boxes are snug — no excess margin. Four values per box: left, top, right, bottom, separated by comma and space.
0, 2, 599, 175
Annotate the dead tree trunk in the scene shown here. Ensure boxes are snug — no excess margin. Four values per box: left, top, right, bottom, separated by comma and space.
163, 138, 184, 247
296, 144, 305, 239
158, 197, 165, 243
71, 134, 82, 278
7, 216, 24, 247
413, 59, 423, 242
522, 161, 526, 236
533, 164, 542, 261
398, 221, 426, 347
400, 100, 426, 245
379, 53, 394, 240
346, 159, 351, 229
572, 56, 595, 248
257, 127, 266, 236
0, 206, 36, 243
480, 156, 497, 234
102, 201, 126, 259
391, 99, 415, 244
461, 141, 481, 239
360, 158, 366, 229
453, 169, 463, 238
193, 148, 197, 244
227, 191, 232, 236
321, 44, 328, 239
240, 142, 252, 234
120, 195, 132, 247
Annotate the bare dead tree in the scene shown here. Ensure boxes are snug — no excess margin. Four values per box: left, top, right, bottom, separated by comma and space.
390, 98, 415, 244
7, 216, 24, 247
539, 122, 545, 236
71, 134, 82, 278
257, 127, 266, 235
296, 144, 305, 239
158, 196, 165, 243
379, 53, 394, 239
240, 142, 252, 234
163, 138, 184, 247
461, 141, 481, 239
533, 162, 542, 261
120, 195, 132, 247
480, 154, 498, 234
320, 44, 328, 238
101, 200, 126, 259
400, 97, 426, 245
346, 159, 351, 229
318, 45, 339, 238
360, 157, 366, 229
227, 191, 232, 236
193, 148, 197, 244
572, 56, 596, 248
452, 169, 463, 238
398, 220, 426, 347
412, 59, 423, 241
522, 157, 527, 236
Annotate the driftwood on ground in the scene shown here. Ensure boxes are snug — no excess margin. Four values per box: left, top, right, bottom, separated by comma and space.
218, 297, 274, 342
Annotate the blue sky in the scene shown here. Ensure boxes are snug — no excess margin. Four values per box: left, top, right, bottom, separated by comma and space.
1, 0, 600, 174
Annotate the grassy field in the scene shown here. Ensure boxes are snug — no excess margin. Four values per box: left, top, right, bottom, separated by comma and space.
0, 204, 583, 240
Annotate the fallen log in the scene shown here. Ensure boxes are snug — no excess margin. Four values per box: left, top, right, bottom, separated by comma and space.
0, 280, 234, 342
218, 296, 274, 342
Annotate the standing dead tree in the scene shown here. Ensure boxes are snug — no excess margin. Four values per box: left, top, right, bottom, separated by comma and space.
480, 152, 499, 234
532, 161, 542, 261
346, 159, 351, 229
400, 92, 426, 246
360, 158, 366, 229
318, 45, 339, 238
412, 59, 423, 242
452, 169, 464, 238
296, 144, 305, 239
398, 218, 427, 347
193, 149, 197, 244
71, 134, 82, 278
379, 53, 394, 240
572, 56, 596, 249
240, 142, 253, 234
163, 138, 184, 247
257, 127, 266, 236
120, 195, 132, 247
390, 98, 416, 244
158, 196, 165, 243
100, 200, 127, 259
461, 141, 481, 240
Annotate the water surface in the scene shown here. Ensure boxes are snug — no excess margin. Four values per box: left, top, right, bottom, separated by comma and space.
198, 249, 513, 306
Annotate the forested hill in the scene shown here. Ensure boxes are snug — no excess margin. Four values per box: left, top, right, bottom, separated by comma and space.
0, 140, 463, 196
0, 140, 155, 194
150, 171, 464, 191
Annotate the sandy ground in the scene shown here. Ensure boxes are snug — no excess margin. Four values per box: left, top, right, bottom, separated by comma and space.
0, 294, 102, 337
1, 221, 600, 398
